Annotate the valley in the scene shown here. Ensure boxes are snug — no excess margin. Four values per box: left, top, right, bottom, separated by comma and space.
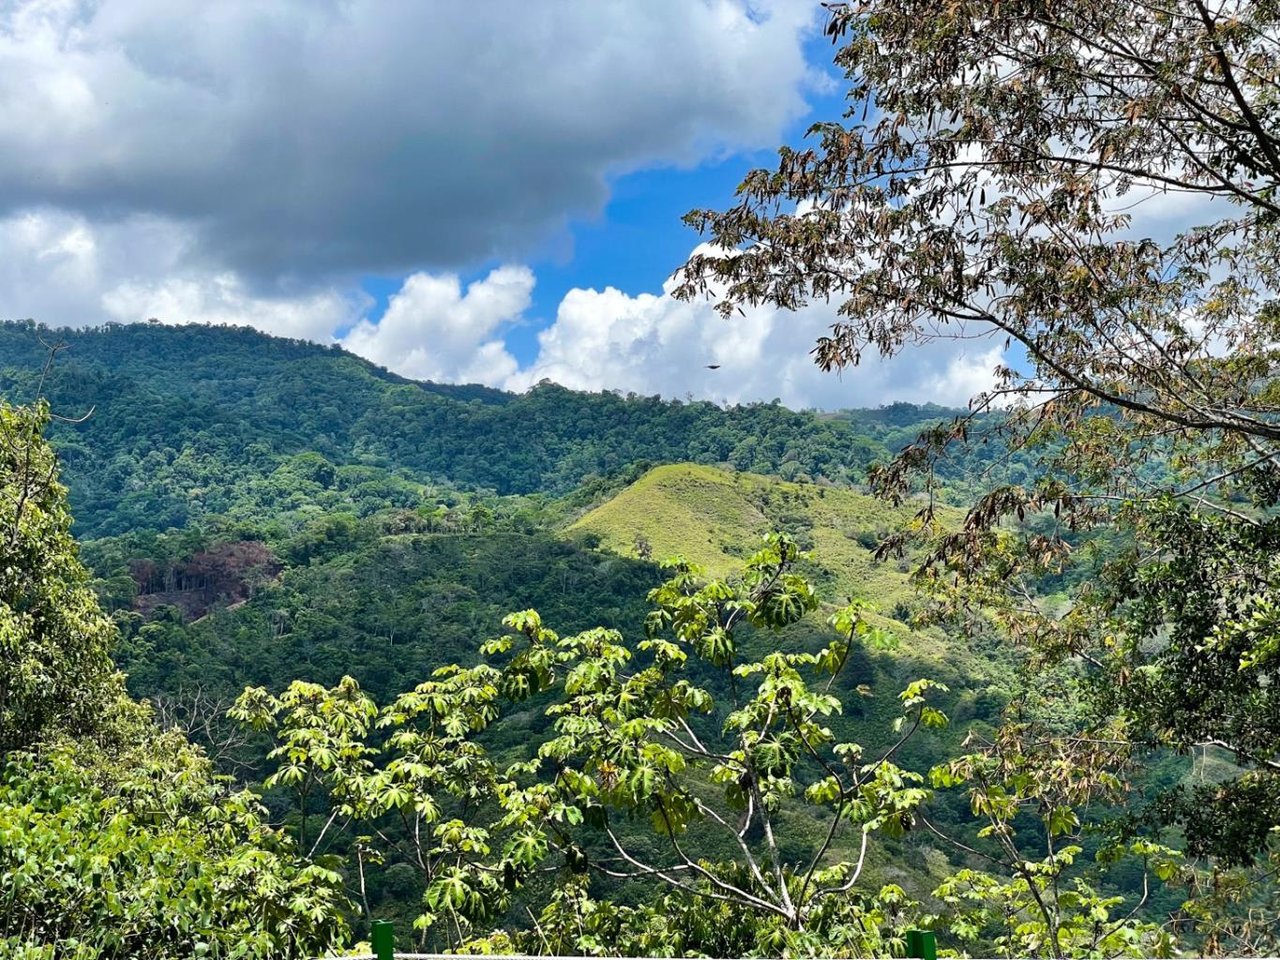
4, 4, 1279, 956
4, 321, 1020, 938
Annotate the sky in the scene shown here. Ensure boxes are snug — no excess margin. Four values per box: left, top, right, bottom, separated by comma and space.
0, 0, 1006, 410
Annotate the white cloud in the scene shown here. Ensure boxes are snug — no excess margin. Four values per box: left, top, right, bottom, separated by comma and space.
0, 208, 364, 340
339, 266, 531, 384
0, 209, 1000, 409
0, 1, 1235, 415
0, 0, 818, 281
506, 265, 1003, 409
102, 274, 365, 342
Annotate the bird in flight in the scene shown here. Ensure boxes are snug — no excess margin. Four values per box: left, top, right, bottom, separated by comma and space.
706, 364, 721, 370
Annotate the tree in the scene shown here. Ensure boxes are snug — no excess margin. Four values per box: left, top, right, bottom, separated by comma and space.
0, 730, 350, 959
489, 536, 945, 951
931, 714, 1179, 958
677, 0, 1280, 880
0, 401, 122, 752
0, 403, 353, 958
233, 666, 515, 948
679, 0, 1280, 458
237, 536, 955, 954
237, 535, 1184, 956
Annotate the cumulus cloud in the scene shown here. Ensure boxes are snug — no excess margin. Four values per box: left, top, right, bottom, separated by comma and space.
507, 270, 1003, 409
0, 208, 364, 340
0, 208, 999, 409
0, 1, 1234, 413
102, 275, 366, 343
0, 0, 818, 282
339, 266, 531, 384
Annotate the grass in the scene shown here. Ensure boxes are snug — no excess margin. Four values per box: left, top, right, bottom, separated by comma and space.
565, 462, 961, 621
560, 464, 1008, 719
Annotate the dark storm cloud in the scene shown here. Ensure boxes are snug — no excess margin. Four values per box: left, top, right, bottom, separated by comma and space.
0, 0, 816, 282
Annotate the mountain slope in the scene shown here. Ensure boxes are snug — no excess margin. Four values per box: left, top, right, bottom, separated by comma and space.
565, 464, 1008, 740
88, 461, 1002, 741
79, 459, 1012, 920
568, 462, 948, 617
0, 321, 919, 537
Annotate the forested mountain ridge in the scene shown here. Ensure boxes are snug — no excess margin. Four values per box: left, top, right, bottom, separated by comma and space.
0, 318, 1002, 749
0, 319, 1016, 920
0, 320, 929, 538
0, 320, 1184, 955
79, 455, 1016, 937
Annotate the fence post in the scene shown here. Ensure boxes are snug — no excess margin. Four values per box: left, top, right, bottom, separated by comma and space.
906, 929, 937, 960
371, 919, 395, 960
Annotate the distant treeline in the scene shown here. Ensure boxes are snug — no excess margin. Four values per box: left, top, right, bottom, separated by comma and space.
0, 321, 995, 537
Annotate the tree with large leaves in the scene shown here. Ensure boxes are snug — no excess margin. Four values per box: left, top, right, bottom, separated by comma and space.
239, 536, 1181, 957
0, 401, 352, 958
676, 0, 1280, 945
488, 536, 945, 953
238, 536, 953, 955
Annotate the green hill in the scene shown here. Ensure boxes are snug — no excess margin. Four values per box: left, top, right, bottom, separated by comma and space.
565, 463, 1006, 734
568, 462, 946, 619
0, 322, 1010, 809
0, 320, 928, 538
84, 459, 999, 732
563, 463, 1013, 891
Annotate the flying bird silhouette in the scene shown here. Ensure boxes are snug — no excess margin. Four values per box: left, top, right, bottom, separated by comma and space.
706, 364, 721, 370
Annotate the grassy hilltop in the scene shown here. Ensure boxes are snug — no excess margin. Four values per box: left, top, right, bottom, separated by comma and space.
570, 462, 949, 621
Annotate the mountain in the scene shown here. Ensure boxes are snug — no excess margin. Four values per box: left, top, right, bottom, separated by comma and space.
567, 462, 1009, 740
0, 320, 939, 539
88, 461, 990, 700
89, 459, 1008, 815
0, 320, 1022, 937
85, 457, 1011, 918
0, 318, 1008, 774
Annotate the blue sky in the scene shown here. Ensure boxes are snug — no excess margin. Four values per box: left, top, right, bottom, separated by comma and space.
0, 1, 1003, 410
358, 148, 776, 368
355, 27, 854, 370
490, 54, 851, 369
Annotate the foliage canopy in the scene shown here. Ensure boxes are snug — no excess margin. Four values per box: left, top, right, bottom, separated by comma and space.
678, 0, 1280, 888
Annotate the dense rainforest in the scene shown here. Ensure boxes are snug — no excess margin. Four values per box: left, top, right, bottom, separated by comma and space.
7, 1, 1280, 956
0, 319, 929, 538
3, 322, 1030, 939
0, 322, 1220, 956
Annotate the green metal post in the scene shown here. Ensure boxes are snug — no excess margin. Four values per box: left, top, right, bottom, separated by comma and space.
906, 929, 937, 960
370, 919, 395, 960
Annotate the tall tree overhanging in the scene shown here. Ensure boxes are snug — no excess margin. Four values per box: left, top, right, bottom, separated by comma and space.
676, 0, 1280, 898
680, 0, 1280, 456
0, 400, 122, 751
0, 402, 351, 959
